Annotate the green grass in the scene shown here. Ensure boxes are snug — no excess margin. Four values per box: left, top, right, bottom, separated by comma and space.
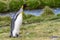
0, 20, 60, 40
0, 16, 11, 27
25, 0, 60, 9
0, 0, 23, 12
0, 0, 60, 12
41, 6, 55, 17
0, 15, 60, 40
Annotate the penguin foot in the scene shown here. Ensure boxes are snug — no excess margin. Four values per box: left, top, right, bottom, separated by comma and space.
9, 34, 19, 38
9, 35, 12, 38
9, 34, 13, 38
16, 34, 19, 37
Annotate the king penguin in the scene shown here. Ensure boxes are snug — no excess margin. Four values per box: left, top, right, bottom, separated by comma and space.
10, 5, 23, 37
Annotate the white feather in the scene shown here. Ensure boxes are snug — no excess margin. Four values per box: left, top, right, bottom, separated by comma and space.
12, 13, 22, 36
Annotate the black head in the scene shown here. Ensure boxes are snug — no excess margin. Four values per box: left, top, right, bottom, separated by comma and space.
23, 4, 27, 8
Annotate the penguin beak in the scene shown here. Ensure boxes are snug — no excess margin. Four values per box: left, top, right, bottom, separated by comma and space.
21, 5, 23, 15
22, 5, 23, 9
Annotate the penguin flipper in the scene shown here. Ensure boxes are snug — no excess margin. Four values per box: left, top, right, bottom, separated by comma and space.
10, 18, 15, 37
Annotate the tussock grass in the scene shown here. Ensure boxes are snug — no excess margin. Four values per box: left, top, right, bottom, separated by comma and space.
0, 0, 60, 12
0, 20, 60, 40
0, 15, 60, 40
0, 16, 11, 27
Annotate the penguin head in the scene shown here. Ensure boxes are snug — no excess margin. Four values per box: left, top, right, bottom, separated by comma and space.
21, 4, 27, 9
20, 4, 27, 15
23, 4, 27, 9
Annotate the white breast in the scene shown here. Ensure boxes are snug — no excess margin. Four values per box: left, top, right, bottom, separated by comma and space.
13, 13, 22, 35
15, 13, 22, 26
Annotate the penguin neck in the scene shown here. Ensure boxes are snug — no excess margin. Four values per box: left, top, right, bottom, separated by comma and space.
19, 12, 22, 16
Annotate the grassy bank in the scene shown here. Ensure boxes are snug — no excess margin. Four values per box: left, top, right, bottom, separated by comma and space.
25, 0, 60, 9
0, 0, 60, 12
0, 0, 23, 12
0, 14, 60, 40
